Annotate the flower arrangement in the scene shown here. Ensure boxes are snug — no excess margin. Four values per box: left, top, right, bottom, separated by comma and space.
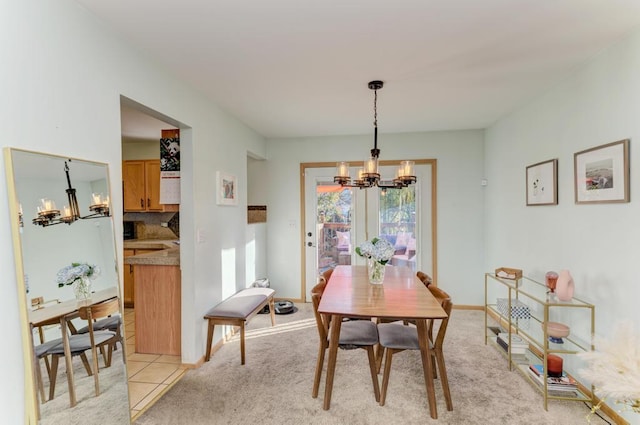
56, 262, 100, 288
355, 236, 395, 265
578, 320, 640, 421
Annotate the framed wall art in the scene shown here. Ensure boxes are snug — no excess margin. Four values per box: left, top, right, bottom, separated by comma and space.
526, 159, 558, 206
216, 171, 238, 206
574, 139, 629, 204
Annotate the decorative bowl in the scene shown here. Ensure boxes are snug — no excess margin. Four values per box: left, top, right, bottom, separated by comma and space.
542, 321, 570, 343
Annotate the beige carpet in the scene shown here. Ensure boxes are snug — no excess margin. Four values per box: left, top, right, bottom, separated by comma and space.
136, 305, 612, 425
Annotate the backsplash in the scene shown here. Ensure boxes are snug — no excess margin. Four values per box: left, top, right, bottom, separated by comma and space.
124, 212, 179, 239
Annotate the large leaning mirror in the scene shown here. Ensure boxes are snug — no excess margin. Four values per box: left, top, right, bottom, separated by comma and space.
4, 148, 131, 425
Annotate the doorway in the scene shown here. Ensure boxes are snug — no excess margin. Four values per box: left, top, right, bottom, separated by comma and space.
300, 160, 437, 301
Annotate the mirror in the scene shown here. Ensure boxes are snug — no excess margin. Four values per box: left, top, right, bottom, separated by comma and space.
4, 148, 131, 424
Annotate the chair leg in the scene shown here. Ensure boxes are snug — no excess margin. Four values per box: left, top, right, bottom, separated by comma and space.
435, 350, 453, 411
269, 298, 276, 326
365, 346, 381, 402
80, 353, 93, 376
49, 355, 59, 401
312, 342, 327, 398
375, 343, 384, 374
35, 357, 46, 404
379, 348, 395, 406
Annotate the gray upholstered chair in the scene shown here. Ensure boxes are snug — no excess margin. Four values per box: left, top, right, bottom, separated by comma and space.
311, 280, 380, 402
376, 285, 453, 410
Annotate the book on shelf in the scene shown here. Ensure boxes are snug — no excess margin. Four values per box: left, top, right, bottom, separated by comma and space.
527, 365, 577, 390
496, 333, 528, 354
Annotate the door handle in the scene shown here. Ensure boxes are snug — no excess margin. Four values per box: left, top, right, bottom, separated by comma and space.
140, 199, 144, 208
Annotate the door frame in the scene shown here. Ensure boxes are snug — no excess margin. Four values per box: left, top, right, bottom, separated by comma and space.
299, 159, 438, 302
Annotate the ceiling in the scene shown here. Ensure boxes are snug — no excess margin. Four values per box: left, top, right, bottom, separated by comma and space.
83, 0, 640, 140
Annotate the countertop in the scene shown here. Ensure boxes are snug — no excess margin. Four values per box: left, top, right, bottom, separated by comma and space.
124, 239, 180, 266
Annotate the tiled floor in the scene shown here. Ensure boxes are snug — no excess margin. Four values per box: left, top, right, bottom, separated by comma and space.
124, 308, 188, 421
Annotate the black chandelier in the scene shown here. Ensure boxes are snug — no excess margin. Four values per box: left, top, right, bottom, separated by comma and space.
32, 160, 110, 227
333, 80, 417, 189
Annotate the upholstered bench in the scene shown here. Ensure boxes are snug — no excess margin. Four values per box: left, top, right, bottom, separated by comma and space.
204, 287, 276, 364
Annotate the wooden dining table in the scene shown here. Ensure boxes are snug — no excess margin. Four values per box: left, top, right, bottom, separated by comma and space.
29, 287, 119, 409
317, 265, 447, 419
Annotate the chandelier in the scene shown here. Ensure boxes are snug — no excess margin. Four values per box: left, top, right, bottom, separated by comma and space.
334, 80, 416, 189
32, 160, 110, 227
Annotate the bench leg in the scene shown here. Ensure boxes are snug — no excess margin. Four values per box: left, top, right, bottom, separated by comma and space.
205, 321, 215, 362
240, 323, 246, 365
269, 298, 276, 327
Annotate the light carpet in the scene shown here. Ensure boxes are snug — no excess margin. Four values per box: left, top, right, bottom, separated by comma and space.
136, 305, 611, 425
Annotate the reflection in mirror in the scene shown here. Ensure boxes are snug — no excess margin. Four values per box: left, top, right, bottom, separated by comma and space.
4, 149, 131, 424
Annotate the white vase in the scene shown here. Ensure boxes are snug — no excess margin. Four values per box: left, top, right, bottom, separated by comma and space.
555, 270, 574, 302
73, 276, 92, 300
367, 258, 386, 285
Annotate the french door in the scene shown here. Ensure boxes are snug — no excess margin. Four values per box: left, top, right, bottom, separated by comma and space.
302, 161, 435, 301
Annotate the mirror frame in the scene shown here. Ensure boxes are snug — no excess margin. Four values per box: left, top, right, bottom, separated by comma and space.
3, 147, 125, 424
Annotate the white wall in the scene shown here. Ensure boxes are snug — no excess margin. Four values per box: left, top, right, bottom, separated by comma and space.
265, 130, 485, 306
0, 1, 266, 422
485, 28, 640, 425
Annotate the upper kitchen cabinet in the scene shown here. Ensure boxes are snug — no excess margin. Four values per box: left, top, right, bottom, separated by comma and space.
123, 159, 178, 212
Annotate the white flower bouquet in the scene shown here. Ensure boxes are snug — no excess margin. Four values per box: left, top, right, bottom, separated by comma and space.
355, 236, 395, 265
56, 262, 100, 288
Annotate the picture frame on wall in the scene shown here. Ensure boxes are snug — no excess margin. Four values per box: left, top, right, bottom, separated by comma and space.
574, 139, 629, 204
526, 159, 558, 206
216, 171, 238, 206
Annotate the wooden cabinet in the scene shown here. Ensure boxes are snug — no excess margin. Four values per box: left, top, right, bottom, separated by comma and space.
123, 248, 160, 308
123, 160, 178, 212
134, 264, 181, 355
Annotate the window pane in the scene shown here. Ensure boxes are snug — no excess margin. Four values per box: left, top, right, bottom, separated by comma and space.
379, 187, 417, 271
317, 184, 352, 274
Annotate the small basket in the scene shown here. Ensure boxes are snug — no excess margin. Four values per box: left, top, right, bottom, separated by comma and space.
495, 267, 523, 280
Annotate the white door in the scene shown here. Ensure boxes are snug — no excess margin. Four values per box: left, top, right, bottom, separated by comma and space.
303, 163, 432, 301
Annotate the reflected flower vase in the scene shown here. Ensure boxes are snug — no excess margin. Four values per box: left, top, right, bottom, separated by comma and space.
73, 276, 92, 300
367, 259, 386, 285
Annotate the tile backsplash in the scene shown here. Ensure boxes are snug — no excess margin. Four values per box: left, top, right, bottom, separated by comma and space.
124, 212, 179, 239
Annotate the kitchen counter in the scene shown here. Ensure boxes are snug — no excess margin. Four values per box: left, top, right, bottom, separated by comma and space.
124, 239, 180, 266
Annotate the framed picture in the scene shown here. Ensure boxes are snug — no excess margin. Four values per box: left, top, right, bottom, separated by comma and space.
526, 159, 558, 206
574, 139, 629, 204
216, 171, 238, 206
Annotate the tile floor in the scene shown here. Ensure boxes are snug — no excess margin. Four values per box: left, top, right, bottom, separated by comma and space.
123, 308, 188, 421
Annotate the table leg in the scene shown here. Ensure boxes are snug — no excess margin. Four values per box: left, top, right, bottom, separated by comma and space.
323, 314, 342, 410
416, 319, 437, 419
60, 317, 77, 407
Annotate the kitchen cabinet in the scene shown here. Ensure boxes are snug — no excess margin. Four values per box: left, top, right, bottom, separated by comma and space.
123, 248, 159, 307
123, 160, 178, 212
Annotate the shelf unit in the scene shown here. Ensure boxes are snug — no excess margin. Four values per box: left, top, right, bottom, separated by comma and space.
484, 273, 596, 410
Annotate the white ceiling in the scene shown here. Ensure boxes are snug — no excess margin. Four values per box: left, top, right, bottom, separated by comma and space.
83, 0, 640, 140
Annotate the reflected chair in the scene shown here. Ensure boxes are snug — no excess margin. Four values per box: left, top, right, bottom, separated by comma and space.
47, 299, 119, 400
311, 280, 380, 402
74, 312, 124, 363
376, 286, 453, 410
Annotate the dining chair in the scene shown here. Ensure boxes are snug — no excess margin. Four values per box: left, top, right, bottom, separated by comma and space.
78, 298, 121, 396
416, 271, 432, 288
74, 312, 124, 363
376, 286, 453, 410
311, 280, 381, 402
47, 299, 119, 400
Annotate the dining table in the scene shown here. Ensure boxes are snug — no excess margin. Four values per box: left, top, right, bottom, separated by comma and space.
317, 265, 447, 419
29, 286, 120, 410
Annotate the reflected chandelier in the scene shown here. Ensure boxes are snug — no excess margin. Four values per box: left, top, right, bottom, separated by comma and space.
333, 80, 417, 189
32, 160, 110, 227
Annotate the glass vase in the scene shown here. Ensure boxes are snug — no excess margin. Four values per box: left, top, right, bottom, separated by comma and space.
73, 276, 92, 300
367, 258, 386, 285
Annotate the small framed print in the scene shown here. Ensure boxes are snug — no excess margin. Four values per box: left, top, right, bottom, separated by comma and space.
526, 159, 558, 206
216, 171, 238, 206
574, 139, 629, 204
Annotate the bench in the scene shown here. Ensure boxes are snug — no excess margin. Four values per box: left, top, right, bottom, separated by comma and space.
204, 287, 276, 364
